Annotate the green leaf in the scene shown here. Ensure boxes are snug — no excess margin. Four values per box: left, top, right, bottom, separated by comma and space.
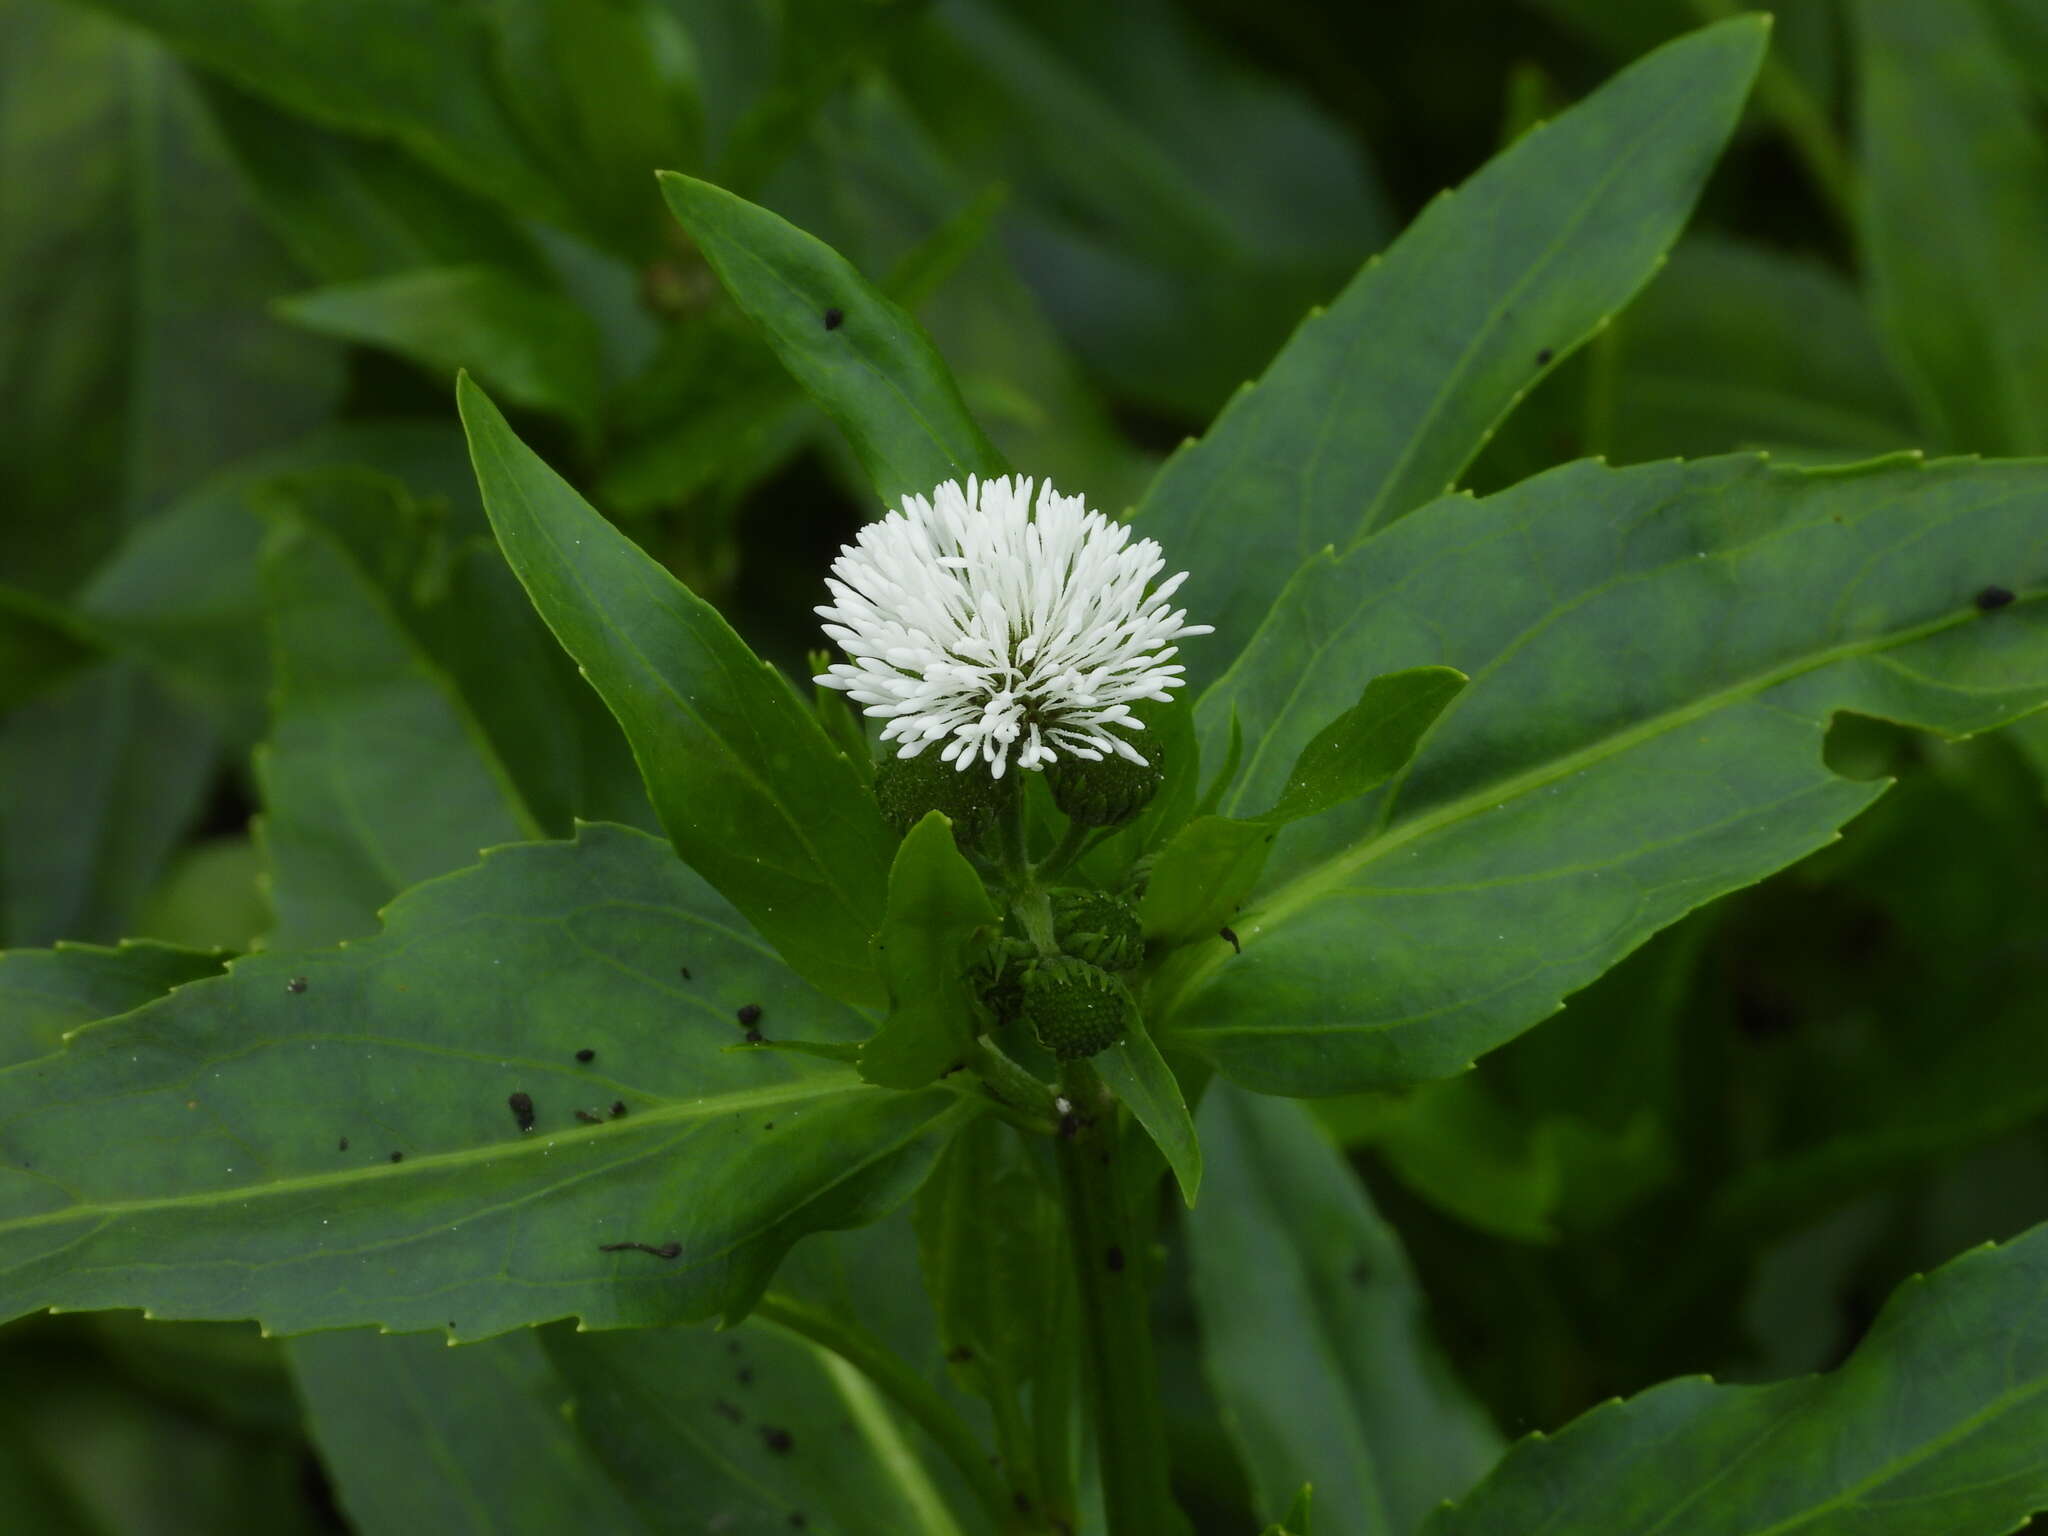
0, 585, 102, 714
1134, 17, 1767, 684
1140, 667, 1466, 946
254, 473, 539, 949
861, 813, 1001, 1089
1096, 1025, 1201, 1205
0, 660, 217, 947
0, 1, 341, 597
1857, 0, 2048, 456
459, 374, 897, 1006
0, 821, 967, 1335
657, 172, 1004, 505
913, 1115, 1064, 1399
0, 939, 224, 1069
278, 268, 604, 434
1166, 454, 2048, 1097
69, 0, 580, 236
1428, 1219, 2048, 1535
290, 1329, 647, 1536
198, 76, 550, 287
1189, 1083, 1502, 1536
545, 1309, 961, 1535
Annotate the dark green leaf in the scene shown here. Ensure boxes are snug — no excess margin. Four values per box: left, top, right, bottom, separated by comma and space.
290, 1329, 646, 1536
657, 172, 1004, 505
861, 813, 1000, 1089
1138, 817, 1273, 949
1189, 1083, 1501, 1536
1857, 0, 2048, 455
1428, 1219, 2048, 1535
1135, 17, 1766, 684
1166, 454, 2048, 1097
278, 268, 604, 433
0, 822, 966, 1335
0, 939, 224, 1069
1096, 1025, 1201, 1205
459, 375, 897, 1006
254, 474, 539, 949
0, 586, 102, 714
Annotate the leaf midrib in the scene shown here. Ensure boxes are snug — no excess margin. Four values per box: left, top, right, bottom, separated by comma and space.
1163, 585, 2034, 1021
0, 1073, 869, 1239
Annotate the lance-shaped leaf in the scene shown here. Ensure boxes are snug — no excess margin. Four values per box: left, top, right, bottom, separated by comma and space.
289, 1329, 647, 1536
1857, 0, 2048, 456
459, 375, 897, 1007
861, 812, 1001, 1089
1140, 667, 1464, 946
0, 822, 966, 1337
658, 172, 1005, 506
1135, 17, 1766, 683
1097, 1023, 1201, 1205
1164, 454, 2048, 1097
1189, 1084, 1501, 1536
1428, 1219, 2048, 1535
0, 941, 225, 1070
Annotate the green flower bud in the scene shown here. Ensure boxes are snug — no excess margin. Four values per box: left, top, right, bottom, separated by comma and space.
1047, 750, 1162, 829
1049, 889, 1144, 972
1021, 957, 1134, 1061
874, 752, 1015, 848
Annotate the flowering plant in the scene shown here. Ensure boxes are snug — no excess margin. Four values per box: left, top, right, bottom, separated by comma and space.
10, 6, 2048, 1534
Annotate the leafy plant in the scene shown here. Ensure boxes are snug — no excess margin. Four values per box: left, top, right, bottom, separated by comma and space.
8, 1, 2048, 1532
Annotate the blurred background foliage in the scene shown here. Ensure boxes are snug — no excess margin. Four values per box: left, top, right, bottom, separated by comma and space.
5, 0, 2048, 1528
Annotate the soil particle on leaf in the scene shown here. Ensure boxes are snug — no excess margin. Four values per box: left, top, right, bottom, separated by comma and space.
737, 1003, 763, 1028
574, 1048, 595, 1063
337, 1136, 349, 1152
574, 1109, 603, 1124
760, 1426, 794, 1455
389, 1151, 404, 1163
1536, 347, 1553, 366
744, 1028, 764, 1044
822, 307, 844, 330
286, 977, 308, 994
679, 965, 692, 981
1977, 585, 2016, 611
610, 1100, 628, 1118
508, 1091, 536, 1133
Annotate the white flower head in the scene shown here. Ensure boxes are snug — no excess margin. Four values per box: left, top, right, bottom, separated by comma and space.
814, 476, 1211, 778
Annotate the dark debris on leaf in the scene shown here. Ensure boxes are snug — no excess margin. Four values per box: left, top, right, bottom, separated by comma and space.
737, 1003, 762, 1028
574, 1048, 595, 1063
822, 307, 844, 331
508, 1091, 536, 1133
610, 1100, 628, 1118
1977, 585, 2016, 612
286, 977, 308, 994
760, 1426, 794, 1455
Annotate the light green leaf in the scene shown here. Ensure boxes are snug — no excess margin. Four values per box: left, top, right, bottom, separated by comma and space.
279, 268, 604, 433
1428, 1219, 2048, 1535
290, 1329, 647, 1536
459, 374, 897, 1006
0, 939, 224, 1069
1857, 0, 2048, 456
861, 813, 1001, 1089
1190, 1084, 1501, 1536
254, 473, 539, 949
0, 822, 966, 1335
1096, 1025, 1201, 1205
1165, 454, 2048, 1097
1134, 17, 1766, 684
657, 172, 1004, 505
1141, 667, 1465, 946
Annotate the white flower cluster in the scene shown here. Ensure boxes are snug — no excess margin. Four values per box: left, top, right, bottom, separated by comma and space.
815, 476, 1211, 777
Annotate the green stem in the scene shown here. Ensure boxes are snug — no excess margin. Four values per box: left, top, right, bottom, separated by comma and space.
1032, 1272, 1078, 1529
1033, 820, 1093, 883
1054, 1065, 1177, 1534
753, 1294, 1016, 1531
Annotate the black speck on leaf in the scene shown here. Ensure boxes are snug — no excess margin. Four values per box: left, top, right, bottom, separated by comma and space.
1219, 927, 1241, 954
822, 307, 844, 331
1977, 585, 2016, 612
610, 1100, 628, 1118
744, 1028, 764, 1045
389, 1151, 404, 1163
286, 977, 308, 994
679, 965, 692, 981
737, 1366, 754, 1386
338, 1136, 349, 1152
508, 1091, 536, 1133
575, 1108, 603, 1124
761, 1426, 794, 1455
575, 1048, 595, 1063
1536, 347, 1554, 366
1105, 1245, 1126, 1273
737, 1003, 762, 1028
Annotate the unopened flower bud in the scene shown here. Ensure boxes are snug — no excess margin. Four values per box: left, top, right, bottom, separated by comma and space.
1049, 890, 1144, 972
1021, 957, 1134, 1061
874, 752, 1015, 848
1048, 751, 1162, 829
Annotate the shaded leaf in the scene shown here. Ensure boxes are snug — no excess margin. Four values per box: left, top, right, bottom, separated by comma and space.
459, 375, 897, 1006
0, 939, 224, 1069
861, 813, 1000, 1089
1097, 1024, 1201, 1205
1189, 1083, 1501, 1536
